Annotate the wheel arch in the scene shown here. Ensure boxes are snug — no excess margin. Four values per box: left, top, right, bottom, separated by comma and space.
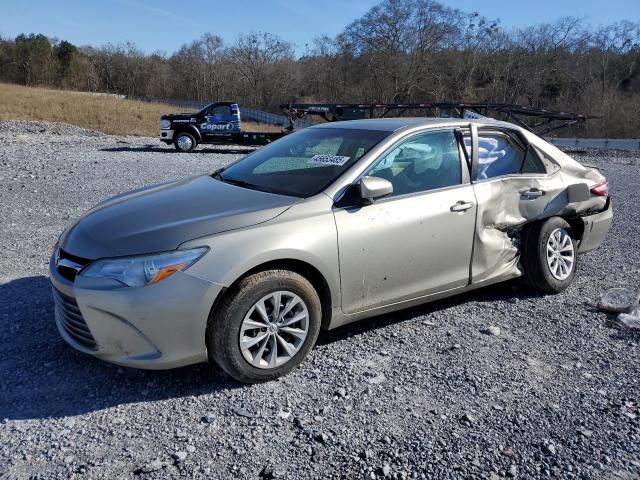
522, 214, 584, 242
563, 216, 585, 241
174, 125, 202, 142
209, 258, 334, 331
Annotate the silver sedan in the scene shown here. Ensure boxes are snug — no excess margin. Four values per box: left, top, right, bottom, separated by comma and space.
50, 118, 612, 382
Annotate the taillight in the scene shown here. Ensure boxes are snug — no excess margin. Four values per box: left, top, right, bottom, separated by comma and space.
590, 180, 609, 197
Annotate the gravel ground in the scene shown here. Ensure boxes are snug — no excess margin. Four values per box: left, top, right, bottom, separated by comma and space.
0, 121, 639, 479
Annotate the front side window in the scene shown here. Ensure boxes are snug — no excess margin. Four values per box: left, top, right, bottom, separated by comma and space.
207, 104, 232, 116
366, 129, 462, 197
218, 128, 389, 197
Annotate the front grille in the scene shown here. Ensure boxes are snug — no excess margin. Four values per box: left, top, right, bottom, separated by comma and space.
52, 287, 97, 350
56, 249, 90, 282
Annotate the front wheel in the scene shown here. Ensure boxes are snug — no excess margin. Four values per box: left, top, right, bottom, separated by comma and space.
522, 217, 577, 293
207, 270, 321, 383
174, 132, 197, 152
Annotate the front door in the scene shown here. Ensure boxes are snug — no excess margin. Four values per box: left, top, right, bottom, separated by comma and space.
198, 103, 240, 139
333, 129, 477, 314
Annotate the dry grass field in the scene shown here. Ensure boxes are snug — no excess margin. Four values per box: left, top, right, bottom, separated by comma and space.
0, 83, 283, 136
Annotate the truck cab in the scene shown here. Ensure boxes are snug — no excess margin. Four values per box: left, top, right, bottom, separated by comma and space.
160, 101, 288, 152
160, 101, 240, 151
199, 102, 241, 136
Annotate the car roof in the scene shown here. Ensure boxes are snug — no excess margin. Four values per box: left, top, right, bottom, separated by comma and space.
311, 117, 515, 132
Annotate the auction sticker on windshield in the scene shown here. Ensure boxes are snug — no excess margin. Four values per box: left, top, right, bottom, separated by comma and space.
308, 155, 351, 166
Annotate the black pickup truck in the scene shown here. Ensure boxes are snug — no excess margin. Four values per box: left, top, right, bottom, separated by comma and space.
159, 101, 289, 152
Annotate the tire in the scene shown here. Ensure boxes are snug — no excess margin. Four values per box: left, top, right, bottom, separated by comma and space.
207, 269, 322, 383
174, 132, 197, 152
522, 216, 578, 294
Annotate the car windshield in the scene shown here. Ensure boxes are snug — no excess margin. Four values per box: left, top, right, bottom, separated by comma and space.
215, 128, 390, 197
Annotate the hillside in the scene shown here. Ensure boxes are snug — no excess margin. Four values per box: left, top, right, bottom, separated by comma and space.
0, 83, 280, 137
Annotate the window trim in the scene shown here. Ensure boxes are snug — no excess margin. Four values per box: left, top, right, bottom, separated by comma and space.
333, 127, 470, 209
469, 127, 554, 183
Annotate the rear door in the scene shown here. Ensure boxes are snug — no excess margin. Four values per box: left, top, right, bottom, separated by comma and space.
333, 128, 477, 314
465, 127, 563, 283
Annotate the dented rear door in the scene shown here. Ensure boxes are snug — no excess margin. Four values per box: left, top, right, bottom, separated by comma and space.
468, 127, 566, 284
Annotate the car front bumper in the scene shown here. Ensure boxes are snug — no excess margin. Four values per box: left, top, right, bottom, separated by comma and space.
49, 251, 224, 369
160, 129, 174, 142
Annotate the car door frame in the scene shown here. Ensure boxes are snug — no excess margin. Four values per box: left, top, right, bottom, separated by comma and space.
330, 126, 478, 314
467, 124, 564, 285
329, 126, 473, 202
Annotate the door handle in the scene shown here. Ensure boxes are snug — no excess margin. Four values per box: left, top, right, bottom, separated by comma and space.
521, 188, 545, 199
450, 201, 474, 212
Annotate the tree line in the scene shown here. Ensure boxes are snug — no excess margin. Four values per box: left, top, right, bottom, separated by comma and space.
1, 0, 639, 137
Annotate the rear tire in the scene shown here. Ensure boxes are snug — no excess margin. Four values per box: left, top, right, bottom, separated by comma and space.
522, 217, 577, 294
174, 132, 197, 152
207, 270, 321, 383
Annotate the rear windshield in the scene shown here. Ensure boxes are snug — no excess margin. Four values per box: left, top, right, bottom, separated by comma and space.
216, 128, 389, 197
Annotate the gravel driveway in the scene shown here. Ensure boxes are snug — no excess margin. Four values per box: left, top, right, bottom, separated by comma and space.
1, 121, 639, 479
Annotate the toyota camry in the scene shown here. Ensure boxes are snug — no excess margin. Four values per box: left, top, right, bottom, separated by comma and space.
50, 118, 613, 383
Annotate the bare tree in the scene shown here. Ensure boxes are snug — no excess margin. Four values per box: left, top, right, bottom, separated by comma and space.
229, 32, 294, 108
1, 2, 639, 137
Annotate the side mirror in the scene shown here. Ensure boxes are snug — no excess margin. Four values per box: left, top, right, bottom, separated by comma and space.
358, 176, 393, 202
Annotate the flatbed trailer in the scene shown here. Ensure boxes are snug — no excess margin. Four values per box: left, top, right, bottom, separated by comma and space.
280, 102, 599, 136
160, 100, 597, 152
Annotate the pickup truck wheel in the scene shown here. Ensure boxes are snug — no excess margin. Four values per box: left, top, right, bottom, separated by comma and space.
207, 270, 321, 383
174, 132, 196, 152
522, 217, 577, 294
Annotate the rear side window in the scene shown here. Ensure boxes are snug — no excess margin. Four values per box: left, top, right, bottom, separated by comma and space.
531, 145, 560, 174
464, 131, 548, 179
521, 144, 547, 174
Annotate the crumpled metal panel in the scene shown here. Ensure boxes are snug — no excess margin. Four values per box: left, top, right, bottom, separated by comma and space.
470, 129, 606, 284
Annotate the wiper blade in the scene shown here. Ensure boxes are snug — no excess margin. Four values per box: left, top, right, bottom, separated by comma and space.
211, 168, 225, 180
220, 176, 275, 194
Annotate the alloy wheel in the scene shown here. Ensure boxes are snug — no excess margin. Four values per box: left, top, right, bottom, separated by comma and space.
239, 291, 309, 369
546, 227, 575, 281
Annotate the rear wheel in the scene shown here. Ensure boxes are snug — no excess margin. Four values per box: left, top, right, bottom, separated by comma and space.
207, 270, 321, 383
522, 217, 577, 293
174, 132, 196, 152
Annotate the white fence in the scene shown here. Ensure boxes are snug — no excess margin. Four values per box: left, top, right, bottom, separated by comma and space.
129, 96, 314, 128
546, 137, 640, 152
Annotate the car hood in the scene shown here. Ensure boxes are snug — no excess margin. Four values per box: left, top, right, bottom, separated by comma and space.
58, 175, 298, 259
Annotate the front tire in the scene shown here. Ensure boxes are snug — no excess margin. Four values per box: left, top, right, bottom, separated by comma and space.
522, 217, 577, 293
207, 270, 321, 383
174, 132, 197, 152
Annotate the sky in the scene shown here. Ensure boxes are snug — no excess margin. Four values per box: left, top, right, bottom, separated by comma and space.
1, 0, 639, 56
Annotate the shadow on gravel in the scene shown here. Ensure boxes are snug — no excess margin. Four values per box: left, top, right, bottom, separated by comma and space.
0, 276, 238, 421
100, 145, 253, 155
319, 279, 640, 347
317, 279, 541, 345
4, 276, 634, 420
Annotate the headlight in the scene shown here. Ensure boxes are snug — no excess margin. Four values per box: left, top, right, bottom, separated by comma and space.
160, 119, 171, 129
80, 248, 208, 287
